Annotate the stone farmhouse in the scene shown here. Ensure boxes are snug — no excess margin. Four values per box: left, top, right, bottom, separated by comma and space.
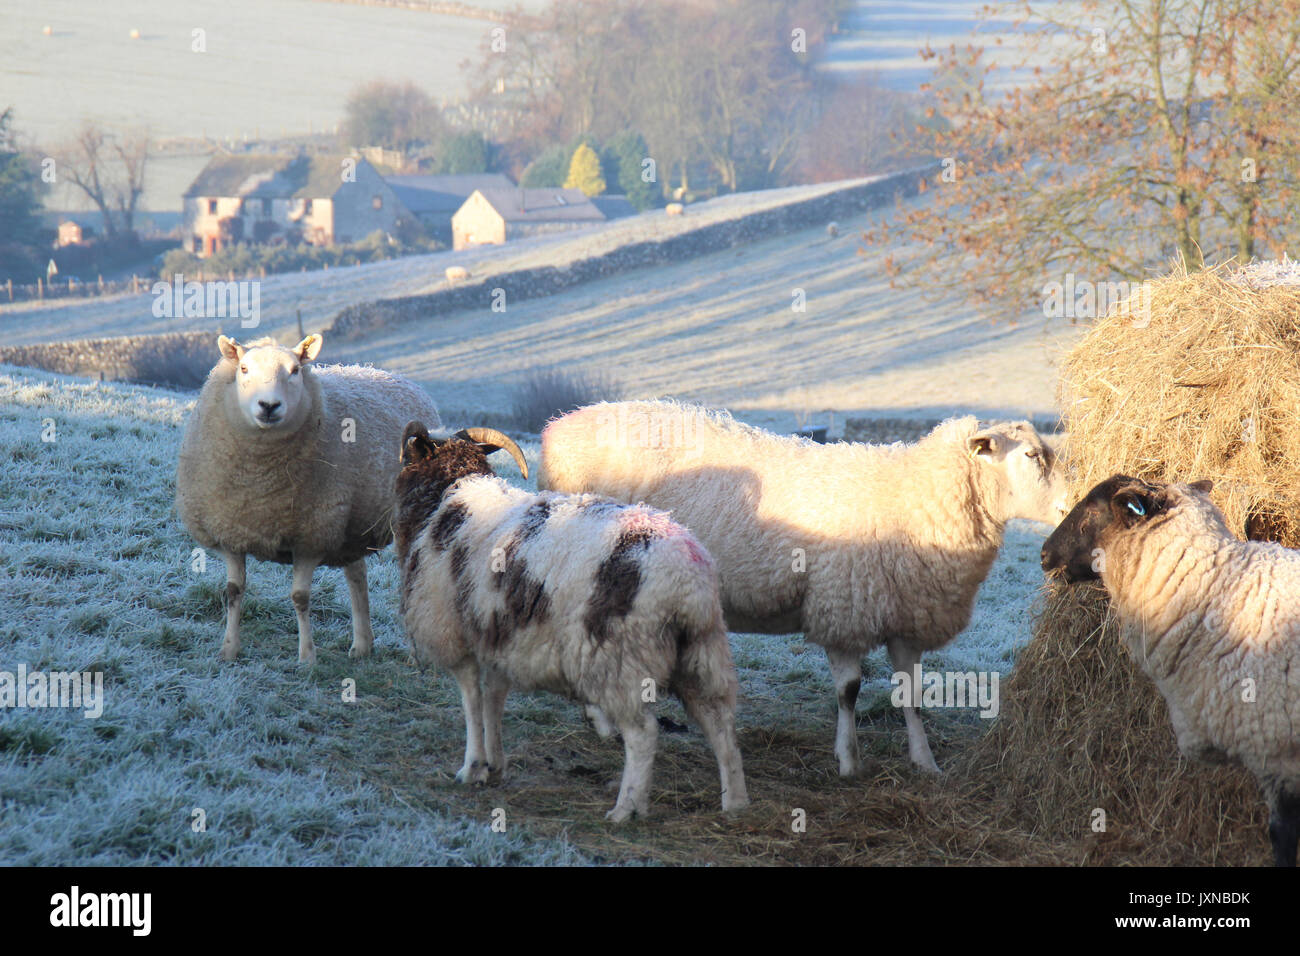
181, 154, 412, 257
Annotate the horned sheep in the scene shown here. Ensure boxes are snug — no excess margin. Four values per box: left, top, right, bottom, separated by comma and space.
394, 422, 749, 822
538, 401, 1068, 776
175, 333, 441, 664
1042, 475, 1300, 867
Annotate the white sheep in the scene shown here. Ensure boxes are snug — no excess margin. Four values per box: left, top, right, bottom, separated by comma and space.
394, 422, 749, 822
538, 400, 1067, 776
175, 334, 441, 665
1042, 475, 1300, 866
665, 203, 684, 216
445, 266, 470, 284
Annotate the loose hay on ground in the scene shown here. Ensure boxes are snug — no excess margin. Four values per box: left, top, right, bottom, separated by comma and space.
959, 263, 1300, 866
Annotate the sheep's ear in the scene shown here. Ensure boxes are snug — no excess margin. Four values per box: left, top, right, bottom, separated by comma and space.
400, 421, 436, 464
1190, 479, 1214, 494
295, 334, 323, 364
218, 335, 243, 361
969, 433, 998, 458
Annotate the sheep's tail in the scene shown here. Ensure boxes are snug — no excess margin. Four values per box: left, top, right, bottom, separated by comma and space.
649, 534, 737, 704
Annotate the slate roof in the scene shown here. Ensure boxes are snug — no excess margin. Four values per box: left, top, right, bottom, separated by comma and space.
386, 174, 516, 215
469, 187, 606, 223
184, 154, 376, 201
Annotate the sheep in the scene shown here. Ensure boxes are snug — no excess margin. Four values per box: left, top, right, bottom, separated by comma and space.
394, 422, 749, 822
826, 221, 840, 238
665, 203, 684, 216
1041, 475, 1300, 866
538, 400, 1068, 776
445, 265, 470, 284
175, 333, 441, 665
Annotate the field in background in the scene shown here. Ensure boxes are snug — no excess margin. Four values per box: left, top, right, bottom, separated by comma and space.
0, 364, 1054, 865
1, 182, 1083, 433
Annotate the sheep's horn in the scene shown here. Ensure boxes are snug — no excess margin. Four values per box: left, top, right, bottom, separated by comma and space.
456, 427, 528, 480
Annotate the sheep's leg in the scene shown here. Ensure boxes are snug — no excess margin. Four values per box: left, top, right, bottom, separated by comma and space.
886, 637, 940, 773
291, 556, 320, 665
585, 704, 617, 739
1267, 786, 1300, 867
218, 551, 246, 662
342, 558, 374, 659
825, 646, 863, 777
680, 689, 749, 813
607, 710, 658, 823
451, 660, 490, 785
480, 667, 509, 784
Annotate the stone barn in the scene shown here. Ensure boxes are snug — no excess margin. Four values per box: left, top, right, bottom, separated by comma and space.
386, 173, 515, 246
451, 187, 607, 250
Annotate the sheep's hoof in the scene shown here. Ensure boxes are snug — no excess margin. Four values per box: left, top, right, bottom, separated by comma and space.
455, 762, 490, 785
298, 649, 317, 667
606, 804, 636, 824
218, 643, 240, 662
347, 641, 372, 660
836, 757, 862, 778
911, 756, 942, 775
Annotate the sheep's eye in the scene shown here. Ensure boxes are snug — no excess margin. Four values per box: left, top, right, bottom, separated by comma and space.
1026, 450, 1040, 459
1127, 500, 1145, 516
290, 366, 300, 376
239, 365, 247, 374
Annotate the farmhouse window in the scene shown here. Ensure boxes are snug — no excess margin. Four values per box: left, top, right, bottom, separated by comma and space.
261, 198, 272, 217
304, 199, 313, 215
207, 199, 218, 214
192, 235, 202, 252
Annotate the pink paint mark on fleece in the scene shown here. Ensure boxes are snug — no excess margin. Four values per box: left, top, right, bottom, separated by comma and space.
681, 537, 709, 566
621, 505, 683, 539
621, 506, 709, 565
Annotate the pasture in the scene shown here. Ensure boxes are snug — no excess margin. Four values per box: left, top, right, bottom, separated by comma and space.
0, 364, 1055, 865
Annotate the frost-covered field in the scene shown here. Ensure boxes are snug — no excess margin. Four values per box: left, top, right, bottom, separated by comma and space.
0, 178, 872, 347
0, 366, 588, 865
340, 190, 1081, 433
0, 363, 1053, 865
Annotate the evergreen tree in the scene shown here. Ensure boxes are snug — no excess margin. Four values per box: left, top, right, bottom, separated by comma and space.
435, 131, 490, 174
0, 108, 46, 281
519, 144, 570, 187
563, 142, 605, 196
604, 130, 658, 210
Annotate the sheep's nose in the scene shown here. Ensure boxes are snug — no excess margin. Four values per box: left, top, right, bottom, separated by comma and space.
259, 400, 281, 416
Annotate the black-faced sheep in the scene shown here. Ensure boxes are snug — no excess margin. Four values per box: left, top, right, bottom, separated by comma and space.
1042, 475, 1300, 866
175, 334, 441, 665
538, 400, 1068, 776
394, 422, 749, 822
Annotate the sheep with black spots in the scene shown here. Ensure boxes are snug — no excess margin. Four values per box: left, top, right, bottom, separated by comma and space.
394, 422, 748, 822
175, 333, 441, 664
538, 400, 1068, 776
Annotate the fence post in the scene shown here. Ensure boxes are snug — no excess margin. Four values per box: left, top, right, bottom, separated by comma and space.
132, 275, 139, 294
6, 279, 11, 302
37, 277, 43, 300
98, 274, 104, 294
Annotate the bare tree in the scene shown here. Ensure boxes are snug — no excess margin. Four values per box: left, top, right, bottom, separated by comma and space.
863, 0, 1300, 315
56, 122, 150, 239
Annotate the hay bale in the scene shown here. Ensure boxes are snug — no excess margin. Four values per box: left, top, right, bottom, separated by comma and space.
965, 264, 1300, 864
1060, 263, 1300, 544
